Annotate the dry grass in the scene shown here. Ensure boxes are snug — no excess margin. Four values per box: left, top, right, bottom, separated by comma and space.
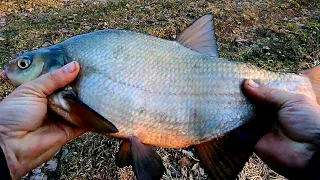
0, 0, 319, 179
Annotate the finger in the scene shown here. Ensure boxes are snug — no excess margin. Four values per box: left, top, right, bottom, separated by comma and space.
255, 131, 312, 170
20, 122, 86, 158
243, 79, 297, 109
255, 131, 285, 164
30, 61, 80, 97
254, 130, 297, 173
54, 122, 86, 144
43, 111, 86, 145
15, 123, 86, 176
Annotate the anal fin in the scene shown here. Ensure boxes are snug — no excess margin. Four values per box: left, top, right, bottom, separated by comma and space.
195, 118, 271, 180
195, 136, 250, 180
115, 137, 165, 180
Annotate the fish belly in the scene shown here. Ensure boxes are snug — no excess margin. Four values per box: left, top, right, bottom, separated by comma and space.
59, 30, 315, 148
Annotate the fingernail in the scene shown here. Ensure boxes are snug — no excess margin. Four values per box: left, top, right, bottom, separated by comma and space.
248, 79, 259, 88
63, 62, 76, 73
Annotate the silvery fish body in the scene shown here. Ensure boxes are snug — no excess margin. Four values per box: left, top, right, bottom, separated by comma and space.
56, 29, 315, 148
3, 14, 319, 179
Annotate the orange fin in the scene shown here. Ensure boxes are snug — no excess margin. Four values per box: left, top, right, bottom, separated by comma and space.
175, 14, 219, 57
194, 118, 271, 180
115, 137, 165, 180
115, 140, 131, 168
62, 90, 118, 133
301, 65, 320, 103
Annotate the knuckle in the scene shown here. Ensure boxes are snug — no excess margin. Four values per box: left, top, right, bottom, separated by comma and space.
266, 88, 278, 99
294, 94, 310, 103
284, 94, 311, 109
17, 82, 46, 97
48, 70, 60, 82
20, 82, 40, 92
267, 88, 277, 96
19, 82, 35, 90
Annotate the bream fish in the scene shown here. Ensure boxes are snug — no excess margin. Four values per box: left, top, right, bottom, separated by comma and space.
1, 14, 320, 180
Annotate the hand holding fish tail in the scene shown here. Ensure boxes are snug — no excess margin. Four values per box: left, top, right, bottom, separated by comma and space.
244, 79, 320, 180
0, 62, 86, 180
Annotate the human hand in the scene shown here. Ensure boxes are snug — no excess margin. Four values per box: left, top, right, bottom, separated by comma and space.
243, 79, 320, 179
0, 61, 86, 179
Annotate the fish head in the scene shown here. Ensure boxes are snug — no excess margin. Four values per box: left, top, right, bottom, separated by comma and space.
1, 47, 65, 86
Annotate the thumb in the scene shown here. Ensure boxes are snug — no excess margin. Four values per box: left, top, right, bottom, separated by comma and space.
29, 61, 80, 97
243, 79, 297, 109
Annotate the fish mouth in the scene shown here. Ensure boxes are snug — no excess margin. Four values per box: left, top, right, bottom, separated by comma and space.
0, 67, 9, 83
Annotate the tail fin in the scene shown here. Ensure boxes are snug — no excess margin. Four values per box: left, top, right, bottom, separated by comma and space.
301, 65, 320, 103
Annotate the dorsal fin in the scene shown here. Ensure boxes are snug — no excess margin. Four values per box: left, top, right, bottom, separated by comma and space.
175, 14, 219, 57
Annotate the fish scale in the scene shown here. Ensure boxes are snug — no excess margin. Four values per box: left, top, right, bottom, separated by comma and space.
2, 14, 319, 179
57, 30, 315, 148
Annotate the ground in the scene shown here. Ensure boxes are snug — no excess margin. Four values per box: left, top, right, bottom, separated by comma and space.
0, 0, 319, 179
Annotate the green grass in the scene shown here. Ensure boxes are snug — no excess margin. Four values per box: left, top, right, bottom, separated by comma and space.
1, 0, 319, 179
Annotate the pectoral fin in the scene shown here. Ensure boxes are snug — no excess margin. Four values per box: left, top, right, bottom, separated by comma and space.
115, 137, 165, 180
49, 89, 118, 134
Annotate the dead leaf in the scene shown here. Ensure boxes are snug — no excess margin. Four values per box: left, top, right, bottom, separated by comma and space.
182, 150, 194, 157
181, 166, 188, 177
178, 157, 191, 167
182, 150, 199, 161
199, 167, 205, 176
46, 159, 58, 171
191, 163, 199, 171
42, 42, 52, 47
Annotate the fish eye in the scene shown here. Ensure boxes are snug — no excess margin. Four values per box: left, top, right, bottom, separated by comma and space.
17, 58, 31, 70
